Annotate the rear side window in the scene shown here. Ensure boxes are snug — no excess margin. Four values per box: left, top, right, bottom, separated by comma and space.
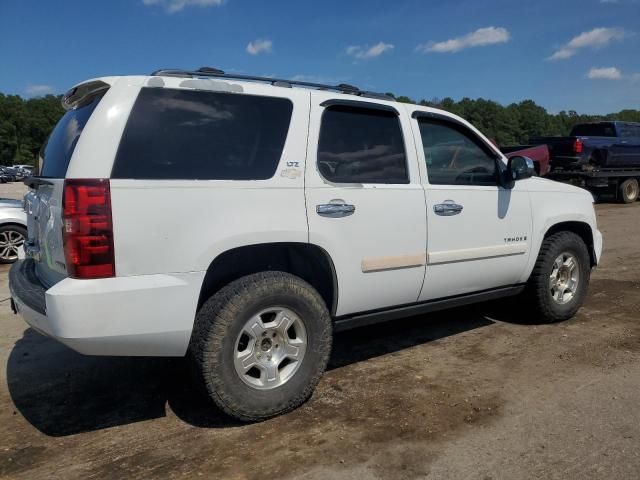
40, 95, 102, 178
112, 88, 293, 180
317, 106, 408, 184
570, 123, 616, 137
619, 125, 637, 138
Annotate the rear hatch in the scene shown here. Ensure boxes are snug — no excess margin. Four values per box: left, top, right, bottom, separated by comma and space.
25, 81, 109, 288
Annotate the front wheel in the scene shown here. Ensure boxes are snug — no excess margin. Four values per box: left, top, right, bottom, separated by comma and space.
523, 231, 591, 323
189, 272, 332, 422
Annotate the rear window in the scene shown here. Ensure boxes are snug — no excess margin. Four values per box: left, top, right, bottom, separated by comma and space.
570, 123, 616, 137
39, 95, 102, 178
112, 88, 293, 180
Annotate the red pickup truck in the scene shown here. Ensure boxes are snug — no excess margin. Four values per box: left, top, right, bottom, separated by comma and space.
500, 144, 551, 176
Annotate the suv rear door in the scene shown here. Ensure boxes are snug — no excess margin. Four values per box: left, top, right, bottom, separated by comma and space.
305, 92, 427, 316
25, 83, 108, 287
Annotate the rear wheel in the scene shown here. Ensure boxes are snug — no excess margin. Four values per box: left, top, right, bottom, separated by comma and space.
0, 225, 26, 264
618, 178, 639, 204
189, 271, 332, 422
523, 231, 591, 323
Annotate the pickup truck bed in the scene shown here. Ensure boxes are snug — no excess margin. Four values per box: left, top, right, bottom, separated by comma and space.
531, 121, 640, 170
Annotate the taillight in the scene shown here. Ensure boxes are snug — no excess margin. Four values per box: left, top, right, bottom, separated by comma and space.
62, 179, 115, 279
573, 138, 583, 154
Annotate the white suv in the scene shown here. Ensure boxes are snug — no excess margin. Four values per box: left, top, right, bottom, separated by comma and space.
10, 68, 603, 421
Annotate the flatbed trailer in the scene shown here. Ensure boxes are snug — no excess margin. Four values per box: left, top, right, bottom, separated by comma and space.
548, 168, 640, 203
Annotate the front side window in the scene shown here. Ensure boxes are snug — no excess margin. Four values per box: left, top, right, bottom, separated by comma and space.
112, 88, 293, 180
418, 119, 498, 186
317, 106, 408, 184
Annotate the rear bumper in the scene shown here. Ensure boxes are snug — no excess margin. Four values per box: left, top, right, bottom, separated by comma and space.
9, 260, 204, 356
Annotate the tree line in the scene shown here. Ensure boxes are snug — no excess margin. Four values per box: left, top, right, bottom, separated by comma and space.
390, 94, 640, 146
0, 93, 64, 166
0, 91, 639, 166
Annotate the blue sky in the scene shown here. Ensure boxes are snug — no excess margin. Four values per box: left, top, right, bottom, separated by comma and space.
1, 0, 639, 114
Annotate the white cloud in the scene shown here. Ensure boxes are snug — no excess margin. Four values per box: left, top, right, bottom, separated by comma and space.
417, 26, 510, 54
142, 0, 224, 14
346, 42, 394, 59
548, 27, 626, 60
246, 39, 273, 55
587, 67, 623, 79
25, 85, 54, 96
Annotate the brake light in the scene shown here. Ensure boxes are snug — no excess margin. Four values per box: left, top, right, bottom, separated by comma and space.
62, 179, 115, 279
573, 138, 583, 154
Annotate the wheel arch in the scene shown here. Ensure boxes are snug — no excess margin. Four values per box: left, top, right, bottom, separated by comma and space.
543, 221, 596, 267
0, 222, 27, 231
197, 242, 338, 315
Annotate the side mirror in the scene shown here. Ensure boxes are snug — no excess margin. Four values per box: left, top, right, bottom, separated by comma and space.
507, 156, 535, 182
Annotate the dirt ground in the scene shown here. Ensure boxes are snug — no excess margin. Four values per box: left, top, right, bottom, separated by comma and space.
0, 183, 638, 480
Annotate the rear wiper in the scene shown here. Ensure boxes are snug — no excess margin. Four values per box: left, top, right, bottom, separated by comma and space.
24, 176, 54, 188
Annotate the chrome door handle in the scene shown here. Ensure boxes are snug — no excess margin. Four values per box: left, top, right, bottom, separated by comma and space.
433, 201, 463, 216
317, 203, 355, 218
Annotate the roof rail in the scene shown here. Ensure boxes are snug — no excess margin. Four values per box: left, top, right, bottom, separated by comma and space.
150, 67, 394, 101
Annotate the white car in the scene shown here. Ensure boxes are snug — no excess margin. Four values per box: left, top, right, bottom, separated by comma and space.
0, 198, 27, 263
10, 68, 603, 421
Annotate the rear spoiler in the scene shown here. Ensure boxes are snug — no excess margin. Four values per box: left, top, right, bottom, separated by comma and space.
62, 80, 110, 111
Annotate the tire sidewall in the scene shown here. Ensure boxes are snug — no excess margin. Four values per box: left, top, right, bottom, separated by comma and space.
620, 179, 639, 204
538, 234, 590, 318
197, 273, 331, 419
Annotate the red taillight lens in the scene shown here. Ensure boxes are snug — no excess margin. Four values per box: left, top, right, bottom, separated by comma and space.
63, 179, 115, 279
574, 138, 583, 154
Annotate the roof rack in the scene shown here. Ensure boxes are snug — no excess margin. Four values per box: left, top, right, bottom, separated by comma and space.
151, 67, 393, 101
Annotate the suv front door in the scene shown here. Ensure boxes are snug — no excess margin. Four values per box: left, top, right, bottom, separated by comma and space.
305, 93, 427, 316
411, 112, 533, 301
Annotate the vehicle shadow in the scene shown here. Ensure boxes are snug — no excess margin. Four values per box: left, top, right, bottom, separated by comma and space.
6, 300, 524, 436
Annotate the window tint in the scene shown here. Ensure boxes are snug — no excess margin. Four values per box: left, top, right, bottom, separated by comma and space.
418, 119, 498, 186
619, 125, 637, 138
317, 106, 408, 184
112, 88, 293, 180
40, 95, 103, 178
570, 123, 616, 137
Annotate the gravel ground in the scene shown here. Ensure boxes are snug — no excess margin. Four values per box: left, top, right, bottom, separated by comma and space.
0, 182, 28, 201
0, 182, 638, 480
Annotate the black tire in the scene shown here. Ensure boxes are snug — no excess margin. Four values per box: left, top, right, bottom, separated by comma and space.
523, 231, 591, 323
0, 224, 26, 264
189, 271, 332, 422
618, 178, 639, 204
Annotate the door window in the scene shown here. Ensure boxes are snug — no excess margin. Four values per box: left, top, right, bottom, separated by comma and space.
418, 119, 498, 186
317, 106, 408, 184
